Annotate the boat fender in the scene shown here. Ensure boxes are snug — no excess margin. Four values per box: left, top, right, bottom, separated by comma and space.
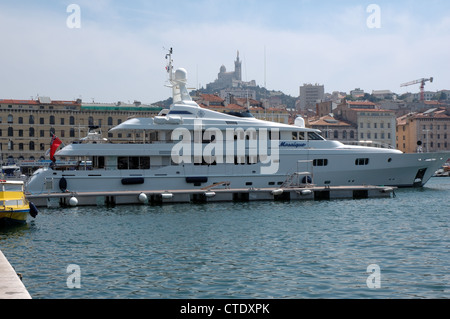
59, 177, 68, 192
138, 193, 148, 203
204, 191, 216, 198
69, 197, 78, 207
272, 189, 284, 196
161, 193, 173, 200
29, 202, 39, 218
300, 189, 312, 196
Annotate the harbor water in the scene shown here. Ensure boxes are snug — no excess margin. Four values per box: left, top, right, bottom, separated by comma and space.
0, 178, 449, 299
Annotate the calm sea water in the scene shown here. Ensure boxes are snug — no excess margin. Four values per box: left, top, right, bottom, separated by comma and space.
1, 178, 449, 299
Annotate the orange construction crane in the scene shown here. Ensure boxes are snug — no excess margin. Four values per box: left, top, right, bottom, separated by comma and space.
401, 77, 434, 101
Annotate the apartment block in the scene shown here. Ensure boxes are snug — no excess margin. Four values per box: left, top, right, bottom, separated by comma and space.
0, 98, 161, 164
396, 107, 450, 153
334, 100, 396, 148
299, 84, 324, 110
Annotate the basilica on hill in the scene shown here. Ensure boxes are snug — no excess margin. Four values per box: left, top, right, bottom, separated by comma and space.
206, 51, 256, 92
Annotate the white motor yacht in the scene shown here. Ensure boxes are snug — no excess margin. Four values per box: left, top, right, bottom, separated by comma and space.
26, 50, 448, 197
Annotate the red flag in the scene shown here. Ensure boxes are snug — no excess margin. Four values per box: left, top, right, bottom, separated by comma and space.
50, 135, 62, 162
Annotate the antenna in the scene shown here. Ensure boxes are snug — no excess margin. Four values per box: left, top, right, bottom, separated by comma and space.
245, 53, 247, 82
264, 45, 267, 88
165, 47, 174, 82
163, 48, 193, 104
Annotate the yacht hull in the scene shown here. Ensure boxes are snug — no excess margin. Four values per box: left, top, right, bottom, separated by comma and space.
25, 151, 448, 195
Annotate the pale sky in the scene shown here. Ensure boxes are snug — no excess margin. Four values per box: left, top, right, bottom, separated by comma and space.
1, 0, 449, 103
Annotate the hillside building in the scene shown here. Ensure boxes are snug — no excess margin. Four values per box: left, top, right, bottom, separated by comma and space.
206, 51, 256, 92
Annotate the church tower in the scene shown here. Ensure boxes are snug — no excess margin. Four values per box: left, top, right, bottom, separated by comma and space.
234, 50, 242, 81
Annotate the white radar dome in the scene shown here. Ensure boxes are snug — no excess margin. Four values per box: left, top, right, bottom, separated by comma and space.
174, 68, 188, 82
294, 116, 305, 128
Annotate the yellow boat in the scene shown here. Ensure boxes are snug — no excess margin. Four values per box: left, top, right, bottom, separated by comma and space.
0, 180, 38, 226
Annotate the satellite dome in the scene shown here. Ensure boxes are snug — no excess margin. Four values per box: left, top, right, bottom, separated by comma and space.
294, 116, 305, 128
174, 68, 188, 82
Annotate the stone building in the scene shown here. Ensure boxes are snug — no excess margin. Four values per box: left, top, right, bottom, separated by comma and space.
333, 100, 397, 148
299, 84, 325, 110
308, 115, 357, 142
0, 98, 161, 164
206, 51, 256, 92
396, 107, 450, 153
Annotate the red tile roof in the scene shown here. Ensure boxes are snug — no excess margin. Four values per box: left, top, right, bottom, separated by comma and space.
0, 99, 79, 105
347, 101, 376, 106
226, 104, 245, 110
0, 99, 39, 105
351, 108, 394, 113
309, 116, 353, 127
234, 97, 261, 106
200, 94, 225, 103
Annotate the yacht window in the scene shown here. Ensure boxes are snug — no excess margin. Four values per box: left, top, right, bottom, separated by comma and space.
93, 156, 105, 169
298, 132, 305, 140
168, 110, 193, 115
355, 158, 370, 166
313, 159, 329, 167
307, 132, 324, 140
129, 157, 140, 169
292, 132, 298, 140
117, 157, 150, 170
140, 157, 150, 169
149, 131, 158, 142
118, 157, 128, 169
